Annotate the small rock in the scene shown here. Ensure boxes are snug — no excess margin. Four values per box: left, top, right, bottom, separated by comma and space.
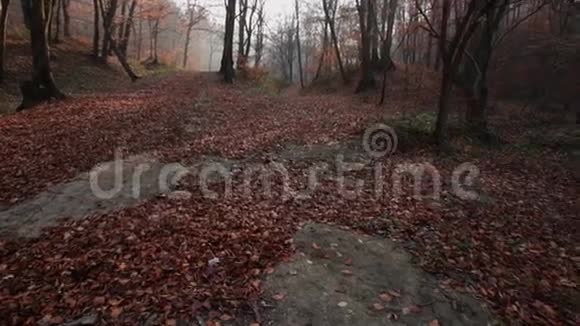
337, 301, 348, 308
167, 190, 193, 201
60, 314, 98, 326
208, 257, 220, 266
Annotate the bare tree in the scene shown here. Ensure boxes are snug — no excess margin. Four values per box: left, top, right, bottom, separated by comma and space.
119, 0, 137, 56
295, 0, 305, 88
220, 0, 236, 82
92, 0, 100, 58
322, 0, 348, 84
53, 0, 61, 43
62, 0, 70, 38
269, 17, 296, 82
18, 0, 65, 110
99, 0, 118, 63
98, 0, 139, 81
182, 0, 205, 68
356, 0, 376, 92
379, 0, 399, 104
417, 0, 499, 146
238, 0, 248, 68
254, 1, 265, 67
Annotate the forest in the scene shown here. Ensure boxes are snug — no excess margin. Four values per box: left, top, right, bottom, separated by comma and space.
0, 0, 578, 325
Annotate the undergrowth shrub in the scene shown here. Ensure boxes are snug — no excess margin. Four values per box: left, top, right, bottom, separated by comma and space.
241, 66, 289, 95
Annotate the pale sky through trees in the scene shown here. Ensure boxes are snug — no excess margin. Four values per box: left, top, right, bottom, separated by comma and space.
175, 0, 294, 24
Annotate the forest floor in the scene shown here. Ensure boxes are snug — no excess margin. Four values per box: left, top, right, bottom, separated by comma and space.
0, 59, 578, 326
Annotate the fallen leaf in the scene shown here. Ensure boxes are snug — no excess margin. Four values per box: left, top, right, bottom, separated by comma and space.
341, 269, 354, 276
272, 294, 285, 301
379, 293, 393, 302
428, 320, 440, 326
401, 305, 421, 315
93, 297, 106, 305
110, 307, 123, 319
165, 319, 177, 326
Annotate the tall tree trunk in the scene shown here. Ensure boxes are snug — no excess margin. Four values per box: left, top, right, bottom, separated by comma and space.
118, 0, 126, 42
183, 24, 192, 68
120, 0, 136, 56
62, 0, 70, 37
434, 0, 482, 146
99, 0, 118, 63
152, 19, 159, 63
434, 0, 451, 145
435, 63, 452, 145
378, 0, 397, 104
221, 0, 236, 82
295, 0, 304, 88
237, 0, 247, 68
356, 0, 375, 93
381, 0, 397, 66
96, 0, 138, 81
461, 1, 508, 138
92, 0, 100, 58
369, 0, 380, 67
254, 2, 264, 67
18, 0, 65, 110
137, 12, 142, 61
47, 0, 56, 42
322, 0, 347, 84
314, 19, 329, 81
110, 37, 139, 81
0, 0, 9, 82
53, 0, 61, 43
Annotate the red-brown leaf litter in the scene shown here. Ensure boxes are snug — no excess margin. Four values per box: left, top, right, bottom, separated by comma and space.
0, 73, 577, 325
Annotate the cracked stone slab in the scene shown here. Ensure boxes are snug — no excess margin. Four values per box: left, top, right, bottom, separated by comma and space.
262, 223, 493, 326
0, 153, 188, 238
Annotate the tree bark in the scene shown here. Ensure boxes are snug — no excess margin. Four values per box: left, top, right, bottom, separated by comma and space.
237, 0, 247, 68
220, 0, 236, 82
313, 19, 329, 81
433, 0, 485, 146
435, 64, 452, 145
369, 0, 380, 67
254, 2, 264, 67
461, 0, 508, 138
434, 0, 451, 146
92, 0, 100, 58
322, 0, 348, 84
0, 0, 9, 82
295, 0, 304, 88
18, 0, 65, 111
99, 0, 119, 63
120, 0, 136, 56
62, 0, 70, 37
97, 0, 138, 81
53, 0, 61, 43
356, 0, 375, 93
118, 0, 126, 42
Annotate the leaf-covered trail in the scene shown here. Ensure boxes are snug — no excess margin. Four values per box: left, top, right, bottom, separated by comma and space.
0, 73, 377, 205
0, 73, 577, 325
